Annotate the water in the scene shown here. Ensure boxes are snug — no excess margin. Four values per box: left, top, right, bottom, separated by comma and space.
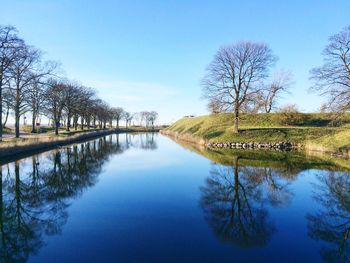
1, 133, 349, 263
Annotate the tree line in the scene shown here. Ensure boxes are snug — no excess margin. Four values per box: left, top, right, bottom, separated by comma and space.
202, 25, 350, 133
0, 25, 158, 139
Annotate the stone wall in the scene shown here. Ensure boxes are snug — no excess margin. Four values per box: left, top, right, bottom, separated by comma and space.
206, 141, 303, 150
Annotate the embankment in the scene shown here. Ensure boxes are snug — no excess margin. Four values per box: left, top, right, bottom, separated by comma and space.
0, 128, 160, 159
162, 113, 350, 157
0, 129, 116, 159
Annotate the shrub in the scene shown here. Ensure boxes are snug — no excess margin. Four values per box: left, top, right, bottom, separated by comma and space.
275, 104, 306, 126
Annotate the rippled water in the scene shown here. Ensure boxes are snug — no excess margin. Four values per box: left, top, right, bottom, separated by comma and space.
0, 133, 349, 263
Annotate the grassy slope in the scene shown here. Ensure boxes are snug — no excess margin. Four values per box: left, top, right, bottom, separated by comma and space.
165, 113, 350, 152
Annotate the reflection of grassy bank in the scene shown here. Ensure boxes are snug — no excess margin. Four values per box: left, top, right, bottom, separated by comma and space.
167, 135, 350, 172
164, 113, 350, 155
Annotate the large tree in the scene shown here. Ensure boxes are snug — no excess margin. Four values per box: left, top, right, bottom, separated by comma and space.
112, 107, 124, 129
7, 44, 42, 137
123, 111, 132, 128
62, 81, 81, 131
202, 41, 276, 133
147, 111, 158, 129
0, 26, 22, 140
310, 25, 350, 112
27, 77, 46, 133
44, 79, 66, 135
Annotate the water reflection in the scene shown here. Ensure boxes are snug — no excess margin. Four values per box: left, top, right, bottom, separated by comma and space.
308, 171, 350, 262
0, 133, 157, 262
172, 138, 350, 256
125, 132, 158, 150
200, 156, 287, 247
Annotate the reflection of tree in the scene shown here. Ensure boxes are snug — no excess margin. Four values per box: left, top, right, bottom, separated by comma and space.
241, 166, 293, 208
307, 171, 350, 262
200, 157, 277, 248
127, 133, 158, 150
0, 134, 123, 262
0, 160, 67, 262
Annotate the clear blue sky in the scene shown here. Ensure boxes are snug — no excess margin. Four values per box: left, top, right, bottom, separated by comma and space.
2, 0, 350, 124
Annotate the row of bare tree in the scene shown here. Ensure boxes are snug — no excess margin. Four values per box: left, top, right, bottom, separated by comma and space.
0, 25, 158, 139
202, 25, 350, 133
132, 111, 159, 127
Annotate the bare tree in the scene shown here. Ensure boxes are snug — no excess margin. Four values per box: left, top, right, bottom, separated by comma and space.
113, 107, 124, 129
2, 89, 11, 128
27, 78, 46, 133
261, 70, 292, 113
79, 87, 96, 130
132, 112, 142, 126
7, 44, 43, 137
0, 26, 22, 140
0, 24, 130, 138
44, 79, 66, 135
202, 41, 276, 133
147, 111, 158, 129
207, 98, 225, 114
62, 81, 81, 131
140, 111, 149, 127
123, 112, 133, 128
310, 25, 350, 112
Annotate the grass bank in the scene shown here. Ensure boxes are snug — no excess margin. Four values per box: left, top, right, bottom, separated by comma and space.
162, 113, 350, 155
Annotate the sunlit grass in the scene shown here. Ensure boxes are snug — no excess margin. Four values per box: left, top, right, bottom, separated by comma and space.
166, 113, 350, 153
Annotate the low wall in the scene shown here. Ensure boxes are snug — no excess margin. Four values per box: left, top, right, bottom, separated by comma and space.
207, 141, 303, 150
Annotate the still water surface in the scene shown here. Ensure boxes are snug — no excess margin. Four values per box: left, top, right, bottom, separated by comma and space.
1, 133, 350, 262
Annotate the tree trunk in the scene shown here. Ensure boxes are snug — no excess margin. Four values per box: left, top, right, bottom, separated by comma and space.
15, 112, 20, 138
0, 83, 2, 141
265, 101, 272, 113
66, 114, 71, 131
15, 86, 21, 138
73, 115, 78, 130
3, 105, 9, 128
117, 119, 119, 129
31, 110, 36, 133
55, 119, 59, 135
233, 107, 239, 133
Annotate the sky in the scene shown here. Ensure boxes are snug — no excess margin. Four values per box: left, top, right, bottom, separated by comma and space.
1, 0, 350, 124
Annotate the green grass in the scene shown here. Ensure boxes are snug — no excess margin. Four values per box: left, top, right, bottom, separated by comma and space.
22, 125, 59, 133
2, 127, 11, 133
310, 129, 350, 152
165, 113, 350, 153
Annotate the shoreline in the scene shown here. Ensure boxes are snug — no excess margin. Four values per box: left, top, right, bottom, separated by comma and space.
160, 129, 350, 159
0, 128, 160, 161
